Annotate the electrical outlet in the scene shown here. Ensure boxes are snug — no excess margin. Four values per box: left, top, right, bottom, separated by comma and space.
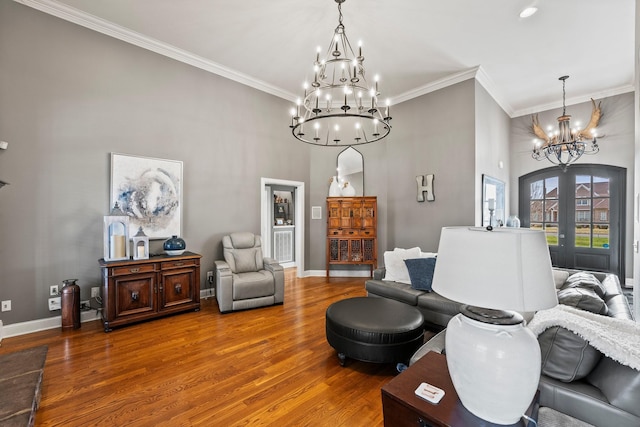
207, 271, 214, 284
91, 287, 100, 298
48, 297, 61, 311
1, 300, 11, 312
50, 285, 59, 296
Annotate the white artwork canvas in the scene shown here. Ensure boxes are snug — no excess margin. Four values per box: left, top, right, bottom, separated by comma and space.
110, 153, 183, 240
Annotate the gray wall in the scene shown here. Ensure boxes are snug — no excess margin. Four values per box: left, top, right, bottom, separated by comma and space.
0, 1, 310, 324
475, 82, 512, 224
509, 92, 636, 280
634, 0, 640, 320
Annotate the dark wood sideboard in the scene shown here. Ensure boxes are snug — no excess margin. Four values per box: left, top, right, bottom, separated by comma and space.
98, 251, 201, 332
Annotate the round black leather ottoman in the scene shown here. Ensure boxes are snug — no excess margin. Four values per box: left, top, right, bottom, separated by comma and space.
325, 297, 424, 366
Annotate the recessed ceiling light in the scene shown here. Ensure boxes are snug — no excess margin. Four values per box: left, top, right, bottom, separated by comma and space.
519, 7, 538, 18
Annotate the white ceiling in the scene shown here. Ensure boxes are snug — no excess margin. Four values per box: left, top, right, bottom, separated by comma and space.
22, 0, 636, 117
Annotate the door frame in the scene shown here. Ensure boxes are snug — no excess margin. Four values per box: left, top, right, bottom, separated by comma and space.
519, 164, 626, 279
260, 178, 305, 278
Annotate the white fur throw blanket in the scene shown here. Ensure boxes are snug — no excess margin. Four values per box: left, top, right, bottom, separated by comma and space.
528, 305, 640, 371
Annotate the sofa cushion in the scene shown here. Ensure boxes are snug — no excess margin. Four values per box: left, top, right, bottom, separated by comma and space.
383, 247, 421, 284
557, 287, 608, 315
563, 272, 607, 298
404, 257, 436, 291
229, 248, 263, 273
587, 356, 640, 417
232, 271, 274, 300
539, 326, 602, 382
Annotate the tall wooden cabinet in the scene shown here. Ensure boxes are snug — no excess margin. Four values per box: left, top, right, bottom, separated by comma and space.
326, 196, 377, 276
98, 251, 201, 332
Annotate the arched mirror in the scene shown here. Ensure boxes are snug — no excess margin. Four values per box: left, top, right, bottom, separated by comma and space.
337, 147, 364, 196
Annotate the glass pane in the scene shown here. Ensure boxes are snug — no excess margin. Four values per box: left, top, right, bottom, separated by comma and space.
575, 224, 591, 247
593, 198, 609, 224
545, 200, 559, 222
575, 209, 591, 223
530, 223, 544, 232
594, 224, 610, 249
530, 201, 543, 222
575, 175, 591, 199
545, 223, 558, 246
593, 176, 610, 197
530, 180, 544, 200
545, 177, 559, 199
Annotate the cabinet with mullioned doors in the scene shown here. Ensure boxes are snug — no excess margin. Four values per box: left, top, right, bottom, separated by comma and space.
326, 196, 377, 276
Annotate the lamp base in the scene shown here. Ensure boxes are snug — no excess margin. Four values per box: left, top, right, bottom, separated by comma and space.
445, 308, 541, 425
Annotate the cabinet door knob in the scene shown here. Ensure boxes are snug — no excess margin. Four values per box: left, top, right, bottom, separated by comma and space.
130, 268, 140, 273
131, 291, 139, 301
174, 284, 182, 294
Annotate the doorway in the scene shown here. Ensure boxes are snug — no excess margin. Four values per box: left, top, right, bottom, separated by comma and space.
260, 178, 305, 278
519, 165, 626, 278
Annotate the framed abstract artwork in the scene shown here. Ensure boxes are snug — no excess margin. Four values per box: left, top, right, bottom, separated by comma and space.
110, 153, 183, 240
482, 174, 505, 228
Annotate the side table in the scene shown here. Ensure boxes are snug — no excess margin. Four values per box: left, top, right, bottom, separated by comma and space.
381, 351, 539, 427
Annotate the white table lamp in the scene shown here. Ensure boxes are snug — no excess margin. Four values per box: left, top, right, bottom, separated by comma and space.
431, 226, 557, 424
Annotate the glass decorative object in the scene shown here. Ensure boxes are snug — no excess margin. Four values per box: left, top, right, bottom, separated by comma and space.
103, 202, 130, 261
506, 215, 521, 228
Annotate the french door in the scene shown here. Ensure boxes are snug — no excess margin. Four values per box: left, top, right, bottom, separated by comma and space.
519, 165, 625, 279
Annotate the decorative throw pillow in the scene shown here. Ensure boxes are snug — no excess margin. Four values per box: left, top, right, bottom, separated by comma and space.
539, 326, 602, 382
562, 272, 606, 298
552, 269, 571, 289
557, 287, 609, 315
383, 247, 421, 284
404, 257, 437, 291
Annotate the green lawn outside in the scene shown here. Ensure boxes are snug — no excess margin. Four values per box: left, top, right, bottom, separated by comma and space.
546, 234, 609, 248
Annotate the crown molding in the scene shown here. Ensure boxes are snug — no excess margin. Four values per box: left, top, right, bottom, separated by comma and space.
474, 66, 514, 117
13, 0, 297, 102
392, 66, 479, 105
391, 65, 516, 117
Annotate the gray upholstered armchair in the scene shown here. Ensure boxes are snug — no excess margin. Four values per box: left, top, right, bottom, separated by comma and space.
214, 232, 284, 313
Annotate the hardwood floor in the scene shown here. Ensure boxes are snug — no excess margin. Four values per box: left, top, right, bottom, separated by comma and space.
0, 271, 405, 426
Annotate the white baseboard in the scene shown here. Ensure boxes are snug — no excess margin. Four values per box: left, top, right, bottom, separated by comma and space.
2, 309, 102, 339
200, 288, 215, 299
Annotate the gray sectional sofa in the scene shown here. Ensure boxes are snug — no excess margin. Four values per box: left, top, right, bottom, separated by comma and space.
366, 267, 639, 427
366, 267, 461, 330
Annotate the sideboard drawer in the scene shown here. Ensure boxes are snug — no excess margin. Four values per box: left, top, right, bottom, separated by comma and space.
161, 258, 199, 270
112, 263, 157, 276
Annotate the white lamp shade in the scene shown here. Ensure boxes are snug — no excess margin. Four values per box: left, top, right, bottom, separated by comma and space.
431, 227, 557, 312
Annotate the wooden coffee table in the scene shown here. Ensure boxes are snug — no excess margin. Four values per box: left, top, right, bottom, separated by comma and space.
381, 351, 539, 427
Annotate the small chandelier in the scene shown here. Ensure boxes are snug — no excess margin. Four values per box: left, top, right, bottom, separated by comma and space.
531, 75, 601, 171
289, 0, 391, 146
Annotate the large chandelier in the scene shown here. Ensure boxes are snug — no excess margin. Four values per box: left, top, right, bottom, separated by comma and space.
531, 76, 601, 171
289, 0, 391, 146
